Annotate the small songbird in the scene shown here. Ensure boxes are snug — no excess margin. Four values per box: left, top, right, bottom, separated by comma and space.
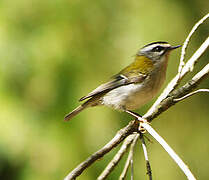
64, 41, 181, 121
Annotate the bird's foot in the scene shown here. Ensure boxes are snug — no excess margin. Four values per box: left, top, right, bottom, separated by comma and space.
125, 110, 149, 133
137, 117, 151, 133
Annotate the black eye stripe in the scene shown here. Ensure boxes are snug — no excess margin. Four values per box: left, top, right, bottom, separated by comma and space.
152, 46, 165, 52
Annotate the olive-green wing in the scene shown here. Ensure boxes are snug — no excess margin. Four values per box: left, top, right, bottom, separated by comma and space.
79, 73, 146, 101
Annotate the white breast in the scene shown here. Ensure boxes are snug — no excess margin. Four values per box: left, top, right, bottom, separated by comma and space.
102, 83, 147, 110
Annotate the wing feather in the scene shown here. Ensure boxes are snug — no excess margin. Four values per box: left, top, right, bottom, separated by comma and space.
79, 73, 147, 101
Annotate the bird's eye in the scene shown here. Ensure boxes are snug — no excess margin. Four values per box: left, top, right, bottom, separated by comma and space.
153, 46, 164, 52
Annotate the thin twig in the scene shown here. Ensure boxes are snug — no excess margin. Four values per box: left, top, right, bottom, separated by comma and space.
130, 151, 134, 180
174, 89, 209, 101
140, 133, 152, 180
191, 63, 209, 82
64, 121, 139, 180
119, 151, 131, 180
180, 36, 209, 73
97, 134, 136, 180
141, 123, 196, 180
119, 134, 139, 180
178, 13, 209, 73
130, 134, 139, 180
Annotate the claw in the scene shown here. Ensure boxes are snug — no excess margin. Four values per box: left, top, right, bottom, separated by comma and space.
139, 126, 146, 133
137, 117, 150, 133
125, 110, 149, 132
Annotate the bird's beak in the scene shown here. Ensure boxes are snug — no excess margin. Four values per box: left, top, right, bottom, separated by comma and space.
169, 45, 181, 50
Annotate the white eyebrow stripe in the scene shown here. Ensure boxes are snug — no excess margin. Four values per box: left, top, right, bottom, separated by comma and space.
141, 43, 170, 52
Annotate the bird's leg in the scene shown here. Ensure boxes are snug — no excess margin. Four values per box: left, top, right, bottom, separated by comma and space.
125, 110, 148, 132
125, 110, 146, 122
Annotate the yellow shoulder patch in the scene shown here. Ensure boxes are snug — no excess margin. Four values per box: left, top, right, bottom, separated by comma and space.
120, 56, 154, 75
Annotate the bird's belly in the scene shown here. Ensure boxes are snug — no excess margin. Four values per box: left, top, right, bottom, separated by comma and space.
102, 75, 164, 110
102, 83, 153, 110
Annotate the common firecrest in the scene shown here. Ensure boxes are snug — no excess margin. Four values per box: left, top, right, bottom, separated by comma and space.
64, 41, 181, 121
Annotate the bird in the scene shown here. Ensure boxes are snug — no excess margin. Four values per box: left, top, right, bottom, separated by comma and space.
64, 41, 181, 122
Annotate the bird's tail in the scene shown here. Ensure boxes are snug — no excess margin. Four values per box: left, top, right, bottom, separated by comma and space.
64, 105, 86, 121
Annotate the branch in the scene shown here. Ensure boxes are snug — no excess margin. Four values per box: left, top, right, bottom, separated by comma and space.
64, 120, 139, 180
140, 133, 152, 180
141, 123, 196, 180
174, 89, 209, 101
119, 134, 139, 180
119, 150, 131, 180
130, 134, 138, 180
178, 13, 209, 73
97, 134, 136, 180
181, 36, 209, 73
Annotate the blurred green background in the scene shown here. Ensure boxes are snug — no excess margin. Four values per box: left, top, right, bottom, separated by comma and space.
0, 0, 208, 179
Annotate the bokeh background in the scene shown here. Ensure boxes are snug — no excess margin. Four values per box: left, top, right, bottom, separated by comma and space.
0, 0, 208, 179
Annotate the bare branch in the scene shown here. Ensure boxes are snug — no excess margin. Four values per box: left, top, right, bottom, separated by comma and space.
119, 134, 139, 180
140, 133, 152, 180
181, 37, 209, 73
97, 134, 136, 180
174, 89, 209, 101
119, 150, 131, 180
64, 120, 139, 180
130, 134, 138, 180
141, 123, 196, 180
178, 13, 209, 73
